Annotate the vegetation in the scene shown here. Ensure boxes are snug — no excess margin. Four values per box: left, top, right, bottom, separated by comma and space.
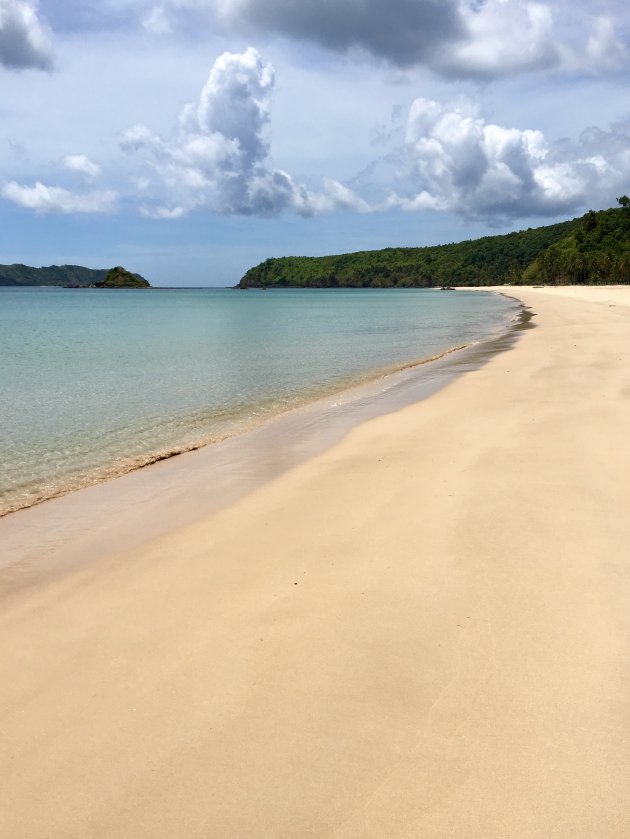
0, 263, 150, 288
524, 205, 630, 285
95, 266, 151, 288
238, 205, 630, 289
0, 263, 108, 287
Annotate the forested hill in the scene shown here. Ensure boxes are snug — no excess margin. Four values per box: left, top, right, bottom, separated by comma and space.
0, 264, 150, 287
0, 264, 108, 287
237, 206, 630, 289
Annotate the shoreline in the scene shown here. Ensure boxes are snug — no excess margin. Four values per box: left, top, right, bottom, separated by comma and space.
0, 334, 491, 520
0, 294, 522, 594
2, 286, 630, 837
1, 290, 519, 520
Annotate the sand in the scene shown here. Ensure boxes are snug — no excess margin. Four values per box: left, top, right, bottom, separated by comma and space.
1, 286, 630, 838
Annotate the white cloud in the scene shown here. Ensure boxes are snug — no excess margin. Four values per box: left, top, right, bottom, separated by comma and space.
382, 97, 630, 219
142, 4, 172, 34
436, 0, 559, 79
320, 178, 372, 213
568, 15, 627, 73
120, 47, 368, 217
4, 37, 626, 226
0, 0, 53, 70
62, 154, 102, 180
140, 204, 186, 218
2, 181, 117, 213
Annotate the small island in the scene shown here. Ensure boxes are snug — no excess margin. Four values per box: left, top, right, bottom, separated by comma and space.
94, 267, 151, 289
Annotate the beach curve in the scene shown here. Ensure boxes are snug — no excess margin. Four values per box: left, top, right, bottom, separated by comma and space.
1, 286, 629, 838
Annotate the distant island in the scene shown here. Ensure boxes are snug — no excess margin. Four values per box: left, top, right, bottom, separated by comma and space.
0, 264, 151, 288
94, 267, 151, 289
238, 204, 630, 289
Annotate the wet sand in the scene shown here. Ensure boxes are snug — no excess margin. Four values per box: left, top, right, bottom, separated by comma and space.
0, 298, 522, 595
2, 286, 630, 837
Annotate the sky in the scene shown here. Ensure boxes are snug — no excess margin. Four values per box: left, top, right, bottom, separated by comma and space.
0, 0, 628, 286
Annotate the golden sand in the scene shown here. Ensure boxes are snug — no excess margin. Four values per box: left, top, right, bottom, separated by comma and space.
1, 286, 629, 838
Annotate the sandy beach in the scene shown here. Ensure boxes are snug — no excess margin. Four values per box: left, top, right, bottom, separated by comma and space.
2, 285, 630, 838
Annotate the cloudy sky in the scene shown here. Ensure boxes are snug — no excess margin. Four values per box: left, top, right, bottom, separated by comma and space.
1, 0, 628, 285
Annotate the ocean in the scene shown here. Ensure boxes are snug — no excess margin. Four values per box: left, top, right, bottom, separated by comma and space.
0, 286, 518, 515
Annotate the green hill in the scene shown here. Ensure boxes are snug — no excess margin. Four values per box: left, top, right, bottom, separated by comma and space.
524, 207, 630, 284
95, 267, 151, 288
0, 264, 108, 287
238, 205, 630, 289
0, 264, 150, 288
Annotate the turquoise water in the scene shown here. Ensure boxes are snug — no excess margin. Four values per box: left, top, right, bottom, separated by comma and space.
0, 287, 517, 515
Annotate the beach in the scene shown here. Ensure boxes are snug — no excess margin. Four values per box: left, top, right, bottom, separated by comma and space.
1, 285, 630, 837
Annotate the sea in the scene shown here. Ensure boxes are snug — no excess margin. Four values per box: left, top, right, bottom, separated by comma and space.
0, 286, 519, 516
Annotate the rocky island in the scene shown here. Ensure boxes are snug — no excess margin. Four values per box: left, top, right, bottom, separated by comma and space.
94, 267, 151, 288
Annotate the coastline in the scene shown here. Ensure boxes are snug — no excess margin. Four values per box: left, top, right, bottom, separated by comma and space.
0, 340, 492, 521
0, 294, 522, 592
0, 288, 518, 519
2, 286, 630, 837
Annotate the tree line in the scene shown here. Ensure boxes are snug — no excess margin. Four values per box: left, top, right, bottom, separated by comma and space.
237, 202, 630, 289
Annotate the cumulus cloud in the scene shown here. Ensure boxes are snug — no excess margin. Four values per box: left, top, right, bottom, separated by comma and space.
2, 181, 117, 213
381, 98, 630, 220
120, 47, 368, 217
0, 0, 53, 70
62, 154, 102, 180
124, 46, 628, 223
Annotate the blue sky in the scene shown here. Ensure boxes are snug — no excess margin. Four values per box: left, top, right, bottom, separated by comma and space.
1, 0, 628, 286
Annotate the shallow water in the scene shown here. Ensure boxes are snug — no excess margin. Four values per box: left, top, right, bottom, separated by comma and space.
0, 287, 517, 514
